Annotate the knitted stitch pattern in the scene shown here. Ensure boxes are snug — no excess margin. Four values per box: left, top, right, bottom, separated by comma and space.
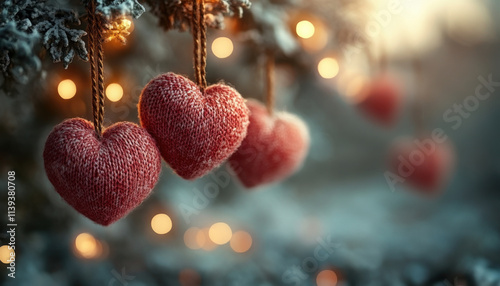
229, 99, 310, 188
139, 73, 250, 180
43, 118, 161, 226
357, 75, 401, 126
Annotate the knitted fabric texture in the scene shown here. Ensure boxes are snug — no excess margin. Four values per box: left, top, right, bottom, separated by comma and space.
357, 75, 401, 126
229, 99, 310, 188
43, 118, 162, 226
139, 73, 250, 180
390, 138, 454, 194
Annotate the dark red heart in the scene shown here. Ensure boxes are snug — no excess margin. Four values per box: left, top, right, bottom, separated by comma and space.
43, 118, 161, 225
139, 73, 249, 180
389, 137, 455, 194
228, 99, 309, 188
356, 75, 402, 126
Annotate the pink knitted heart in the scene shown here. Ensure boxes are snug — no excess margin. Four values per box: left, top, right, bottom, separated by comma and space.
43, 118, 161, 226
139, 73, 249, 180
229, 99, 310, 188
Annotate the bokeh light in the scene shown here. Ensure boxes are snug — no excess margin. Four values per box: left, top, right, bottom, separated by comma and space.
106, 83, 123, 102
199, 228, 218, 251
301, 20, 328, 52
316, 270, 338, 286
184, 227, 201, 250
230, 231, 252, 253
58, 79, 77, 99
0, 245, 14, 264
151, 213, 173, 235
211, 37, 234, 59
208, 222, 232, 245
74, 233, 100, 259
296, 20, 315, 39
196, 228, 207, 248
318, 58, 339, 79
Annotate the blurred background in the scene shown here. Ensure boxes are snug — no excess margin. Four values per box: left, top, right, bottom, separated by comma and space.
1, 0, 500, 285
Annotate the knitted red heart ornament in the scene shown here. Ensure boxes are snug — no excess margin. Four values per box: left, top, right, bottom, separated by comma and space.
389, 138, 455, 194
43, 118, 161, 226
228, 100, 310, 188
356, 75, 402, 126
138, 73, 250, 180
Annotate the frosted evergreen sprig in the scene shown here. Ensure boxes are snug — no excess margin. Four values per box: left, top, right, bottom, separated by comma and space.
143, 0, 251, 31
0, 0, 88, 84
0, 0, 146, 88
0, 21, 41, 85
34, 8, 87, 68
93, 0, 145, 20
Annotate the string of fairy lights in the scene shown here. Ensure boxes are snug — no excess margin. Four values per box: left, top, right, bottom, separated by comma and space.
67, 216, 254, 257
0, 14, 343, 286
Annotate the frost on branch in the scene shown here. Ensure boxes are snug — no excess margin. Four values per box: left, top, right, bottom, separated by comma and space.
143, 0, 251, 31
0, 1, 41, 85
0, 0, 146, 89
92, 0, 145, 19
0, 0, 87, 86
35, 8, 87, 68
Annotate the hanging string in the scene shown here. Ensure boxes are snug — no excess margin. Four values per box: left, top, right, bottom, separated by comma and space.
198, 0, 207, 90
95, 12, 105, 135
191, 0, 200, 87
87, 0, 105, 137
87, 1, 98, 134
265, 51, 275, 115
192, 0, 207, 92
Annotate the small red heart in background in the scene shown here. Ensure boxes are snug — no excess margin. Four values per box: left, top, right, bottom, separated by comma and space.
43, 118, 161, 226
139, 73, 249, 180
229, 99, 310, 188
356, 75, 402, 126
389, 137, 455, 194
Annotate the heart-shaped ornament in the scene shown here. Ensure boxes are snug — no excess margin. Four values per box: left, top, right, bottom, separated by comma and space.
228, 99, 310, 188
356, 75, 402, 126
43, 118, 161, 226
389, 137, 455, 194
139, 73, 249, 180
